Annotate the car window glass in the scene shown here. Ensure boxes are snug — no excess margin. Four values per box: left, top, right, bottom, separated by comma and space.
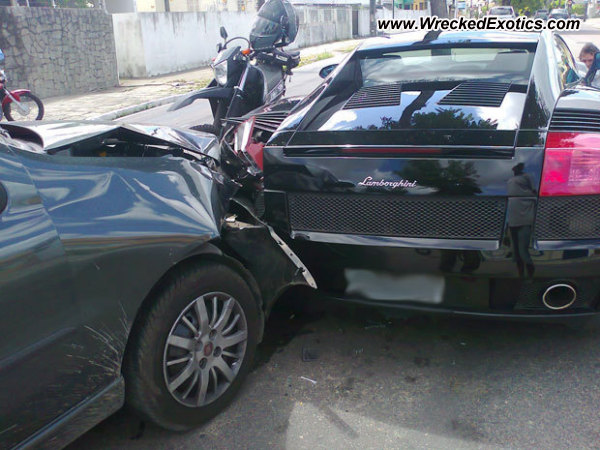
360, 47, 535, 85
553, 36, 580, 87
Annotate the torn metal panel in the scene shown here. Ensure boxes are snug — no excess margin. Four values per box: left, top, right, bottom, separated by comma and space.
223, 198, 316, 315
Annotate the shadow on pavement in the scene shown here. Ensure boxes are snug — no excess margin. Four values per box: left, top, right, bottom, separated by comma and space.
68, 291, 600, 449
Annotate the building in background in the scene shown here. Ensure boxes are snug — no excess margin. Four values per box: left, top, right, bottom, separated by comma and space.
133, 0, 256, 12
412, 0, 428, 10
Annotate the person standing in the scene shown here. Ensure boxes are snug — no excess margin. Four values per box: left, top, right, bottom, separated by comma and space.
579, 42, 600, 87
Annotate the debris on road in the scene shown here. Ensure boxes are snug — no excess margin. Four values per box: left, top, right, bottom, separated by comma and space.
300, 376, 317, 385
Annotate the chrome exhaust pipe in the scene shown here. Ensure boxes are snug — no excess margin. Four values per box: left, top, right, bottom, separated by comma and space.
542, 284, 577, 310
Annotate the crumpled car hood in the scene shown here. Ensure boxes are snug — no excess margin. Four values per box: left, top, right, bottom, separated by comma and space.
0, 121, 220, 160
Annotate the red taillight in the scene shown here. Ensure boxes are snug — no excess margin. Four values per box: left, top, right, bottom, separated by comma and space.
540, 131, 600, 196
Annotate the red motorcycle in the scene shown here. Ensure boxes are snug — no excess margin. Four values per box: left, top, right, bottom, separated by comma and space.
0, 69, 44, 121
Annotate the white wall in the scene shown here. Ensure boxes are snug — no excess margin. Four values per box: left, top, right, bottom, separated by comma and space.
358, 8, 370, 36
113, 7, 353, 77
355, 7, 431, 37
292, 6, 352, 49
376, 7, 431, 34
113, 13, 148, 77
142, 12, 254, 76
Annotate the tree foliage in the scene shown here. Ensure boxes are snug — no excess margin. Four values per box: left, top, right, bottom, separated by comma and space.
509, 0, 547, 16
547, 0, 569, 10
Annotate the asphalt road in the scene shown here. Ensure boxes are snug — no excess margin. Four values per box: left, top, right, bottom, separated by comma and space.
70, 300, 600, 449
70, 26, 600, 450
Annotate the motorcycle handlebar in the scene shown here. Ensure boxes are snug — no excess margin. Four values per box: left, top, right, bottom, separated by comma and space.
252, 47, 299, 68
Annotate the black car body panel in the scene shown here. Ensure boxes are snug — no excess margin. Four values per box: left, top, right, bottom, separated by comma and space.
263, 31, 600, 317
0, 121, 314, 448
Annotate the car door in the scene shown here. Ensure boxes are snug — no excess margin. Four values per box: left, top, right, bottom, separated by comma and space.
0, 140, 83, 448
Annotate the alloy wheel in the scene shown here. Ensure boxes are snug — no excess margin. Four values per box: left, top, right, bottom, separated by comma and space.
163, 292, 248, 407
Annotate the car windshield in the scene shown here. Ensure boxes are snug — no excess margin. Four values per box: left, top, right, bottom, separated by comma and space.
490, 7, 513, 14
359, 46, 536, 85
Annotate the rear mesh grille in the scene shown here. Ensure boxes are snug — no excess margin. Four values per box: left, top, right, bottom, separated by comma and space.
535, 196, 600, 240
549, 109, 600, 132
344, 83, 402, 109
438, 81, 511, 107
288, 193, 506, 239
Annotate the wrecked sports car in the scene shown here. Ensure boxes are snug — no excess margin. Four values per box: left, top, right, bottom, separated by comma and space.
0, 121, 314, 448
230, 30, 600, 317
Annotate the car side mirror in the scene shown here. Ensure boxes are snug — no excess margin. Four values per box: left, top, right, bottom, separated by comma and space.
220, 26, 228, 40
319, 64, 338, 79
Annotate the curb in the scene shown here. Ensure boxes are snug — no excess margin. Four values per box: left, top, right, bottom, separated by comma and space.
91, 92, 187, 121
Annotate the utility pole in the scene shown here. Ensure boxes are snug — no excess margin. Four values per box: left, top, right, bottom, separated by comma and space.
370, 0, 376, 36
164, 0, 170, 11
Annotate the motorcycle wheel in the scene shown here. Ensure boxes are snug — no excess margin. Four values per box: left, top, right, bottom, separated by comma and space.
3, 92, 44, 121
190, 124, 219, 136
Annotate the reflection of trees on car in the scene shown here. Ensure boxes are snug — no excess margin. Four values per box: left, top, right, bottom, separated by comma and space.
412, 108, 497, 130
356, 107, 498, 131
397, 160, 482, 195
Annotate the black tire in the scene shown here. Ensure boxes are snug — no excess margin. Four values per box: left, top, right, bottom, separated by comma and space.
3, 92, 44, 121
124, 262, 261, 430
190, 124, 219, 136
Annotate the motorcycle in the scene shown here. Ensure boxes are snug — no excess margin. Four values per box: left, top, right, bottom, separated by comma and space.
0, 69, 44, 121
168, 0, 300, 138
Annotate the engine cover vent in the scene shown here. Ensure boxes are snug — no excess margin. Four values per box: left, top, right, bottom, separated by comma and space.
549, 109, 600, 133
438, 81, 511, 107
343, 83, 402, 109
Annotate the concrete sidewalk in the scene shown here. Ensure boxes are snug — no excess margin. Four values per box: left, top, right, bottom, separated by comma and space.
41, 38, 365, 122
586, 17, 600, 29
